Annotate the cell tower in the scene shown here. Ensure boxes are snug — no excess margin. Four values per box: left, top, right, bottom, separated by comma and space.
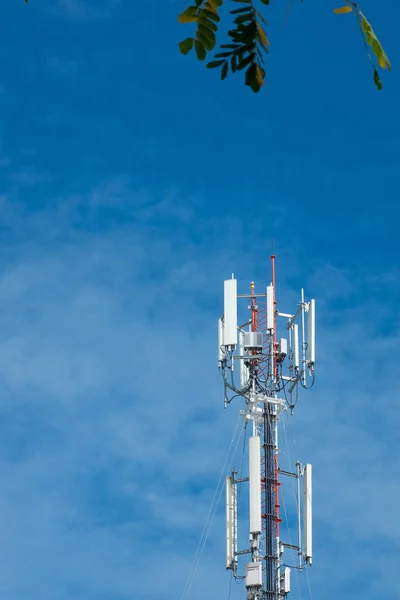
219, 256, 316, 600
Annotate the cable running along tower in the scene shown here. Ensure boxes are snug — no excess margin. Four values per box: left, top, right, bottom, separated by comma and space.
219, 257, 316, 600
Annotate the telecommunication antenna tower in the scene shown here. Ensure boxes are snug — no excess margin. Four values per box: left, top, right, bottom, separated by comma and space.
219, 256, 316, 600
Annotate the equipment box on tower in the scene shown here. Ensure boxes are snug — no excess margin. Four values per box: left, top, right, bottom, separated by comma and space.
245, 562, 262, 588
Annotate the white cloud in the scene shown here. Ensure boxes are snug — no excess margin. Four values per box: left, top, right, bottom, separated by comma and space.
0, 179, 398, 600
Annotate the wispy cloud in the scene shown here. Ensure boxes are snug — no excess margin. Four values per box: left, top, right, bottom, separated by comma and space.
0, 177, 398, 600
7, 169, 52, 187
0, 179, 243, 599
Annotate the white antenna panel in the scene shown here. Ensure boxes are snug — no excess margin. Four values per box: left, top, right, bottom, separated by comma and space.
226, 476, 236, 569
307, 299, 315, 365
218, 318, 225, 364
293, 324, 299, 369
267, 285, 274, 331
239, 331, 249, 388
280, 567, 291, 594
249, 436, 262, 534
223, 278, 238, 347
303, 464, 312, 565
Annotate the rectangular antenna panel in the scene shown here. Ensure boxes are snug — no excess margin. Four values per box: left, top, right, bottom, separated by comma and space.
303, 463, 312, 565
226, 476, 236, 569
218, 318, 225, 363
249, 436, 262, 534
245, 562, 262, 588
280, 567, 291, 594
278, 338, 288, 357
307, 299, 315, 364
239, 331, 250, 388
223, 279, 237, 347
267, 285, 274, 331
293, 324, 299, 369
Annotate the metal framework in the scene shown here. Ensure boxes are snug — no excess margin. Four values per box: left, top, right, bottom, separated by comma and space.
219, 257, 316, 600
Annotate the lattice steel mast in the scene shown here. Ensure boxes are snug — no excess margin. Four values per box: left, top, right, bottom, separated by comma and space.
219, 257, 315, 600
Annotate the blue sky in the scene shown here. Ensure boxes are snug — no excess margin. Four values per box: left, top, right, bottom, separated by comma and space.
0, 0, 399, 599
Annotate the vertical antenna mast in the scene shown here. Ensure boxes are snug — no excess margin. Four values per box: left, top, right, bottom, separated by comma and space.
218, 259, 316, 600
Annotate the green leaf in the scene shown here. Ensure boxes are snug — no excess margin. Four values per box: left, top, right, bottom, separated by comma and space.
373, 66, 383, 90
179, 37, 194, 55
204, 0, 219, 15
241, 21, 257, 44
221, 62, 229, 79
259, 0, 269, 4
232, 43, 253, 55
194, 39, 207, 60
214, 51, 234, 58
197, 27, 216, 51
245, 63, 258, 88
234, 14, 253, 25
245, 63, 262, 92
237, 52, 255, 70
231, 54, 237, 72
250, 81, 261, 93
375, 41, 391, 70
333, 6, 352, 14
202, 8, 220, 22
198, 16, 218, 32
361, 16, 371, 34
207, 59, 226, 68
178, 6, 198, 23
256, 64, 265, 86
361, 14, 391, 70
257, 23, 269, 47
206, 0, 223, 8
231, 6, 252, 14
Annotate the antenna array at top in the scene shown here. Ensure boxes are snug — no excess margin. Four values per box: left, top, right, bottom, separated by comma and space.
219, 273, 315, 410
